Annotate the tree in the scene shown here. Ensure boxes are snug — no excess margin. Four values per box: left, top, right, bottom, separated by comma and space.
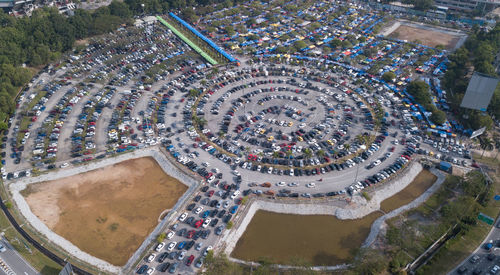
316, 149, 325, 157
406, 80, 432, 109
225, 26, 235, 36
203, 252, 243, 274
494, 137, 500, 160
109, 0, 132, 18
481, 138, 493, 158
156, 232, 166, 242
350, 248, 388, 275
430, 109, 446, 125
341, 40, 352, 49
293, 40, 307, 51
344, 144, 351, 151
364, 47, 378, 58
330, 38, 342, 48
188, 89, 199, 98
275, 46, 287, 54
412, 0, 434, 11
303, 148, 312, 158
382, 71, 396, 82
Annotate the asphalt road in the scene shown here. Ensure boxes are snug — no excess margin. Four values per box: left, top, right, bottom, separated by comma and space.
449, 222, 500, 275
0, 238, 37, 275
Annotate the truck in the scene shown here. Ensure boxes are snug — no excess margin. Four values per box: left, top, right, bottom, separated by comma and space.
439, 161, 452, 173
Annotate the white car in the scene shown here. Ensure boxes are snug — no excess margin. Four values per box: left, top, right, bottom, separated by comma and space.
276, 181, 286, 187
306, 183, 316, 188
155, 242, 165, 252
491, 265, 500, 275
167, 241, 177, 251
166, 231, 175, 240
203, 246, 213, 257
194, 207, 203, 214
230, 190, 240, 199
146, 268, 154, 275
60, 163, 69, 168
202, 218, 211, 228
146, 253, 156, 263
178, 212, 188, 222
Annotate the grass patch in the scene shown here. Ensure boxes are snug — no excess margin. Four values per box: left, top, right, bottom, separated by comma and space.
361, 191, 371, 201
416, 158, 500, 274
0, 204, 60, 274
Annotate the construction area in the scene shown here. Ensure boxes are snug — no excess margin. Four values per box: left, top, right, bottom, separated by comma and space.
22, 157, 188, 266
385, 21, 466, 49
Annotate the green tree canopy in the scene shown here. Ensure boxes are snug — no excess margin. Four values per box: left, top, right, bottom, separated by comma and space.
382, 71, 396, 82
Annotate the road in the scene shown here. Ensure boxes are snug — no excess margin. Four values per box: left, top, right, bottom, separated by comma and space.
448, 221, 500, 275
0, 238, 38, 275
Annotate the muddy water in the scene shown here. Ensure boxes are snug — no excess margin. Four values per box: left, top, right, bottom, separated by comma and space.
232, 170, 438, 266
231, 210, 382, 266
380, 169, 437, 213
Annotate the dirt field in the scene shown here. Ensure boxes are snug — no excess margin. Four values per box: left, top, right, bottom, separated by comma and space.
389, 25, 460, 49
24, 157, 187, 266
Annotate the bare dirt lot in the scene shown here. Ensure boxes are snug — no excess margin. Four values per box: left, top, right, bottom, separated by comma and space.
389, 25, 461, 49
23, 157, 187, 266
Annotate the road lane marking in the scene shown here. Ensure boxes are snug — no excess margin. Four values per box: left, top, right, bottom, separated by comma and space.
0, 257, 15, 275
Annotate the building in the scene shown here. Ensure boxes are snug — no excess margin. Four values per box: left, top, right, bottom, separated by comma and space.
0, 0, 15, 8
434, 0, 500, 12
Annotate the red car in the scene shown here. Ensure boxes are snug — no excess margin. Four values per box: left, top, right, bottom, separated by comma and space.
186, 230, 195, 239
207, 190, 214, 197
194, 219, 203, 228
186, 255, 195, 266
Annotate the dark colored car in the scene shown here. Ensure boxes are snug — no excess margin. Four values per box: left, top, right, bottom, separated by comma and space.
137, 265, 148, 274
159, 262, 170, 272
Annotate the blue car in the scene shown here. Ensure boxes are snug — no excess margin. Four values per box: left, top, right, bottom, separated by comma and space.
177, 241, 186, 250
201, 210, 210, 219
230, 205, 238, 214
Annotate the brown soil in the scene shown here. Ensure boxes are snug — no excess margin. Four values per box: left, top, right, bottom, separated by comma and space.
24, 157, 187, 266
390, 25, 460, 49
381, 169, 437, 213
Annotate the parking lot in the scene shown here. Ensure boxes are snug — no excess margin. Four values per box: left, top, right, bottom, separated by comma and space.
0, 1, 478, 274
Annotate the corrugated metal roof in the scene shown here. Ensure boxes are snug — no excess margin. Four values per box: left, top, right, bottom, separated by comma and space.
460, 72, 499, 111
